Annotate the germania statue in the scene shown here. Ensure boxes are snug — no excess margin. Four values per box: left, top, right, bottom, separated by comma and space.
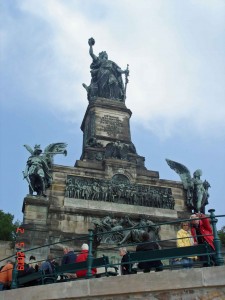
82, 37, 129, 102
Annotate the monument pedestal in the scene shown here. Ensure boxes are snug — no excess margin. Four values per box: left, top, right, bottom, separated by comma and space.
22, 195, 49, 225
21, 97, 191, 262
16, 196, 50, 259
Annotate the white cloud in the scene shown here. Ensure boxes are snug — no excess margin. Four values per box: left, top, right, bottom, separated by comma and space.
0, 0, 224, 228
1, 0, 225, 137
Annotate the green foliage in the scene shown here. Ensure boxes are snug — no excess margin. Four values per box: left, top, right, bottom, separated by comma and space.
218, 226, 225, 247
0, 210, 20, 241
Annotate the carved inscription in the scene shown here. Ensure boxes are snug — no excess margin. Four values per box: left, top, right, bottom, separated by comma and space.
99, 115, 123, 136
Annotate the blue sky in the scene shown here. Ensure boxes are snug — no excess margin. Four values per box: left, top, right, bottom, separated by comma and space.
0, 0, 225, 229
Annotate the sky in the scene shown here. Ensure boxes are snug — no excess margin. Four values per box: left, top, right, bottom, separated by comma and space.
0, 0, 225, 229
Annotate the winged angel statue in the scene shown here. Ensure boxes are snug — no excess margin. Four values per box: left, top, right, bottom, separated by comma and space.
23, 143, 67, 197
166, 159, 210, 213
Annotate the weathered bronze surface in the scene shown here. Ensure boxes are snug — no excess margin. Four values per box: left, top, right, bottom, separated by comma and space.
23, 143, 67, 196
166, 158, 210, 213
82, 38, 129, 102
65, 175, 175, 210
92, 215, 160, 245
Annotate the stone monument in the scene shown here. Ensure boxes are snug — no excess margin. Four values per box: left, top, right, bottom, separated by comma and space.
20, 38, 199, 262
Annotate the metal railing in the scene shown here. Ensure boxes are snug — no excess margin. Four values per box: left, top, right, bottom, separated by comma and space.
0, 209, 224, 289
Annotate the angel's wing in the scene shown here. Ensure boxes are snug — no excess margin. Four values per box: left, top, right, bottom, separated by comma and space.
44, 143, 67, 156
24, 144, 34, 155
166, 158, 192, 190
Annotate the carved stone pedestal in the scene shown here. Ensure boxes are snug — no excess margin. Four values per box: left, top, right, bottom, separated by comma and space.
21, 97, 191, 262
22, 195, 49, 225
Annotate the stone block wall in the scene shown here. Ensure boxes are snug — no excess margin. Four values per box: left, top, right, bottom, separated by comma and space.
2, 265, 225, 300
0, 241, 14, 265
20, 161, 191, 262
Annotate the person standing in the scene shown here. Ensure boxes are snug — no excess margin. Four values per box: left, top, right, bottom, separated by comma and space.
136, 232, 163, 272
190, 213, 215, 266
119, 247, 136, 275
190, 214, 214, 249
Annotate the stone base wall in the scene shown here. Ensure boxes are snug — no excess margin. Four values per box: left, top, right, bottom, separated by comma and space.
20, 162, 190, 262
0, 241, 14, 265
2, 266, 225, 300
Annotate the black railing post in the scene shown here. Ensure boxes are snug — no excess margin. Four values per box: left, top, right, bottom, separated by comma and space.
86, 229, 94, 279
208, 209, 224, 266
11, 252, 18, 289
11, 264, 18, 289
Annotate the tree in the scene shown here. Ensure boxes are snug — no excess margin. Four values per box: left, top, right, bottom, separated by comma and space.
218, 226, 225, 247
0, 210, 20, 241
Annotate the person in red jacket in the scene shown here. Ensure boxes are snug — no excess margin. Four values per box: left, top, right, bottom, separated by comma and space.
75, 244, 97, 278
190, 213, 215, 266
0, 260, 14, 290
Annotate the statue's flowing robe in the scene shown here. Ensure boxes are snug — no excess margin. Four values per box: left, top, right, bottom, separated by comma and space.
90, 58, 125, 100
